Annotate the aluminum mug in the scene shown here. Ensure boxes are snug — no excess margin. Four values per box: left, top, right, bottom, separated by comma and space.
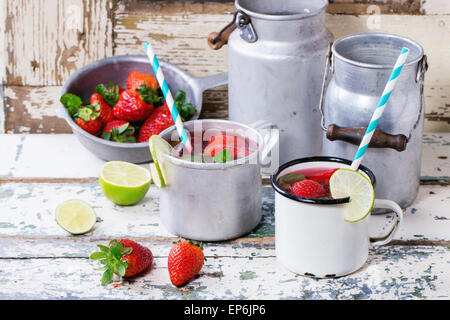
271, 157, 403, 278
158, 119, 279, 241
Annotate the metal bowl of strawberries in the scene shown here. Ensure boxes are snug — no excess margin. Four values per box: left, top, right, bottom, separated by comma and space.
58, 55, 227, 163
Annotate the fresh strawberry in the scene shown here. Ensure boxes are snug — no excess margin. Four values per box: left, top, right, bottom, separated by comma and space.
90, 93, 115, 124
75, 106, 103, 135
95, 81, 124, 107
113, 88, 159, 122
90, 239, 153, 285
137, 103, 174, 142
290, 179, 327, 199
304, 168, 339, 185
126, 71, 159, 91
168, 241, 204, 287
118, 239, 153, 277
102, 120, 136, 143
204, 134, 258, 160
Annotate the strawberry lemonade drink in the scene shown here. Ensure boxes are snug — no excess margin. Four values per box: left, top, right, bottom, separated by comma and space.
271, 157, 403, 278
150, 119, 278, 241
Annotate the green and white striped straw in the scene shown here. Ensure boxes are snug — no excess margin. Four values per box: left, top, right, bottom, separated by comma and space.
145, 42, 192, 153
350, 47, 410, 171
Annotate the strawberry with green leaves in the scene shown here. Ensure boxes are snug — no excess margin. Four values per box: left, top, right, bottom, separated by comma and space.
137, 91, 196, 142
102, 120, 136, 143
126, 71, 159, 91
90, 239, 153, 286
90, 93, 115, 124
113, 86, 161, 122
95, 81, 124, 107
75, 105, 103, 135
168, 241, 205, 287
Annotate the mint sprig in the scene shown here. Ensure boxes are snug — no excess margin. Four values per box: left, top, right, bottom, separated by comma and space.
60, 93, 83, 117
174, 90, 196, 122
90, 240, 132, 286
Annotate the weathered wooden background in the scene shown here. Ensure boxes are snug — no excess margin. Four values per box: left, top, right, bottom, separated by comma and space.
0, 0, 449, 134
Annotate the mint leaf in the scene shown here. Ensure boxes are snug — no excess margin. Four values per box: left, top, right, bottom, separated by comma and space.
277, 174, 306, 186
60, 93, 83, 117
214, 148, 232, 163
174, 90, 197, 122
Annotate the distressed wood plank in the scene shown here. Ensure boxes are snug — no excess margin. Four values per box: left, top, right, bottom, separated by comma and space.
421, 0, 450, 14
1, 133, 448, 179
115, 0, 423, 16
0, 182, 449, 242
0, 245, 448, 299
5, 0, 113, 86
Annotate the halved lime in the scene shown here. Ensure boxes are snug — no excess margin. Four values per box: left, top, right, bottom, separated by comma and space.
55, 199, 96, 235
99, 161, 151, 205
329, 168, 375, 223
149, 135, 174, 188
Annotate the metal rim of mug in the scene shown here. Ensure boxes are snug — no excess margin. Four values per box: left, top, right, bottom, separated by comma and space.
235, 0, 328, 21
271, 156, 376, 205
159, 119, 264, 170
332, 33, 424, 70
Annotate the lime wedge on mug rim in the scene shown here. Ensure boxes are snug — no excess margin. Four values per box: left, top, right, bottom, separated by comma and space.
149, 135, 174, 188
99, 161, 151, 205
329, 168, 375, 223
55, 199, 96, 235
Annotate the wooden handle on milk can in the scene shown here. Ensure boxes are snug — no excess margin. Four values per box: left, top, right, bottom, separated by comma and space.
208, 24, 237, 50
326, 124, 408, 152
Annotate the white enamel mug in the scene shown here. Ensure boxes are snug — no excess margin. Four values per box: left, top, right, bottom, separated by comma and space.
271, 157, 403, 278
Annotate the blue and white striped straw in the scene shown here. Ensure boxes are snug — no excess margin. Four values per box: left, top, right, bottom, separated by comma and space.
145, 42, 192, 153
350, 47, 410, 171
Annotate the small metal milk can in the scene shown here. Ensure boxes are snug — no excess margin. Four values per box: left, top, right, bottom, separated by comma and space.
208, 0, 333, 165
320, 33, 428, 209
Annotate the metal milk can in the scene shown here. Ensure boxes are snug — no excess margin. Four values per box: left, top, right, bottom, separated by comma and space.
320, 33, 428, 209
208, 0, 333, 165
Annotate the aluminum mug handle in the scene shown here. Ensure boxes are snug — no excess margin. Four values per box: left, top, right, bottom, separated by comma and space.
252, 121, 279, 176
370, 199, 403, 246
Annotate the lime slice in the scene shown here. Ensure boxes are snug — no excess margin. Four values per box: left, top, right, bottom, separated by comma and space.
149, 135, 174, 188
150, 162, 164, 188
329, 168, 375, 223
55, 199, 96, 235
99, 161, 151, 206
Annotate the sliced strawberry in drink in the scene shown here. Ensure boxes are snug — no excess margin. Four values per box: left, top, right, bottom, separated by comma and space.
204, 134, 257, 160
304, 168, 339, 185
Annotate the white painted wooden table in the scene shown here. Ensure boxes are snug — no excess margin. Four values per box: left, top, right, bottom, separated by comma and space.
0, 133, 449, 300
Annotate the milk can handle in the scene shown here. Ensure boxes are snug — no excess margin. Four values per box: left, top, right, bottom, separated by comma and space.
319, 46, 429, 151
208, 10, 257, 50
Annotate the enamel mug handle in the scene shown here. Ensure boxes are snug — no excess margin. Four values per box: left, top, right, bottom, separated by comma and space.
370, 199, 403, 246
